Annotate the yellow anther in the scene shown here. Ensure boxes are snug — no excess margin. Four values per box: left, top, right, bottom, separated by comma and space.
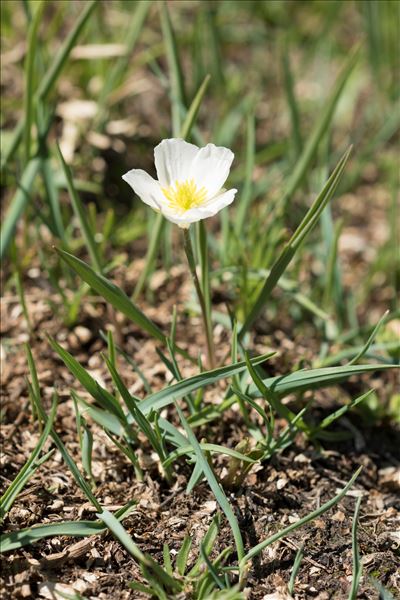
162, 178, 208, 213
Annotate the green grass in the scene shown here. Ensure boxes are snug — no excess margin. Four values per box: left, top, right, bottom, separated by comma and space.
1, 0, 399, 597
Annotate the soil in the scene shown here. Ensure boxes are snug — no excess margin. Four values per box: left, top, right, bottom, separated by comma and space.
1, 4, 399, 596
1, 261, 399, 600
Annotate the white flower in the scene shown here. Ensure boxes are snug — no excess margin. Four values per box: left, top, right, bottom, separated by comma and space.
122, 138, 237, 228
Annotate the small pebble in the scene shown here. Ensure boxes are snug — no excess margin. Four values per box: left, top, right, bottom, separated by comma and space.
74, 326, 92, 344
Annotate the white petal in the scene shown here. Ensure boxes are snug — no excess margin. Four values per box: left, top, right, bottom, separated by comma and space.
189, 144, 234, 199
160, 188, 237, 227
122, 169, 164, 210
195, 188, 237, 218
154, 138, 199, 187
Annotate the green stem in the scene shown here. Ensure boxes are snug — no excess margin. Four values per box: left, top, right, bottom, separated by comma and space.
183, 228, 215, 369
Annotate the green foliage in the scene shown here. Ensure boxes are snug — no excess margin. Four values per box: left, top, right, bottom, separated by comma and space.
0, 396, 56, 520
240, 146, 352, 337
0, 504, 136, 553
348, 496, 363, 600
56, 248, 166, 343
1, 1, 398, 596
239, 466, 362, 568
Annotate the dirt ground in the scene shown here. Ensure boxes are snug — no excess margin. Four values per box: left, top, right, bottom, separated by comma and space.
1, 251, 399, 599
1, 2, 399, 597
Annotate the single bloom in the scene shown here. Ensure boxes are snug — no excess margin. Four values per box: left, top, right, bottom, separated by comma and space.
122, 138, 237, 228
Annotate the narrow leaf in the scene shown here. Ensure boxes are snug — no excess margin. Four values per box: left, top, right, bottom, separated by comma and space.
248, 364, 396, 398
36, 1, 98, 101
24, 0, 45, 162
1, 158, 41, 259
1, 0, 98, 173
56, 248, 165, 342
176, 536, 192, 576
235, 111, 256, 234
180, 74, 211, 140
49, 336, 125, 421
176, 404, 245, 561
280, 46, 359, 210
139, 352, 275, 415
160, 0, 186, 135
240, 466, 362, 566
348, 496, 363, 600
56, 145, 102, 272
240, 146, 352, 336
1, 503, 135, 552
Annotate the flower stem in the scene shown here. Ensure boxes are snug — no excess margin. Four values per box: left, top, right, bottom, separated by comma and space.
183, 228, 216, 369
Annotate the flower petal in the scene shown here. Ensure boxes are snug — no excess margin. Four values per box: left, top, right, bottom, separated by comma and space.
154, 138, 199, 187
160, 188, 237, 228
189, 144, 234, 198
195, 188, 237, 218
122, 169, 164, 210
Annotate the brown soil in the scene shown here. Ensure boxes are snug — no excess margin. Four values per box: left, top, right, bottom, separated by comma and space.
1, 265, 399, 600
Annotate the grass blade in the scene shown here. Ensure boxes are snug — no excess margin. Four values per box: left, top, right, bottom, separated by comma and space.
41, 156, 65, 240
175, 403, 245, 561
288, 545, 304, 596
315, 389, 374, 433
56, 144, 102, 272
139, 352, 275, 415
367, 578, 395, 600
240, 466, 362, 567
244, 350, 297, 425
186, 460, 205, 494
25, 344, 43, 416
36, 0, 98, 102
280, 46, 359, 210
55, 248, 166, 343
99, 509, 181, 592
81, 420, 94, 484
282, 40, 302, 160
322, 212, 345, 320
104, 354, 172, 481
79, 403, 122, 437
163, 443, 257, 468
239, 146, 352, 337
347, 310, 389, 365
199, 542, 226, 590
1, 157, 41, 259
0, 119, 24, 174
49, 337, 125, 420
163, 543, 173, 575
188, 513, 221, 577
37, 400, 101, 509
348, 496, 362, 600
141, 361, 393, 416
180, 74, 211, 140
0, 503, 135, 552
97, 509, 147, 563
247, 364, 397, 398
1, 0, 98, 173
176, 535, 192, 576
0, 385, 56, 517
24, 0, 45, 162
160, 0, 186, 136
235, 111, 255, 235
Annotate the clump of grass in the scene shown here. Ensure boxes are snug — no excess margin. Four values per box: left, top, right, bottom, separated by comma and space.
1, 1, 399, 597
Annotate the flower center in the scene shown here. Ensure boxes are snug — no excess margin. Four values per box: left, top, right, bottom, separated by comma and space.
162, 178, 208, 213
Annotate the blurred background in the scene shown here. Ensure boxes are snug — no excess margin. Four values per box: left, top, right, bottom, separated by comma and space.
1, 0, 399, 352
1, 5, 399, 596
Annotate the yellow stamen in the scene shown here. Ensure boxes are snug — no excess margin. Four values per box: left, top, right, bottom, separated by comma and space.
162, 178, 208, 213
